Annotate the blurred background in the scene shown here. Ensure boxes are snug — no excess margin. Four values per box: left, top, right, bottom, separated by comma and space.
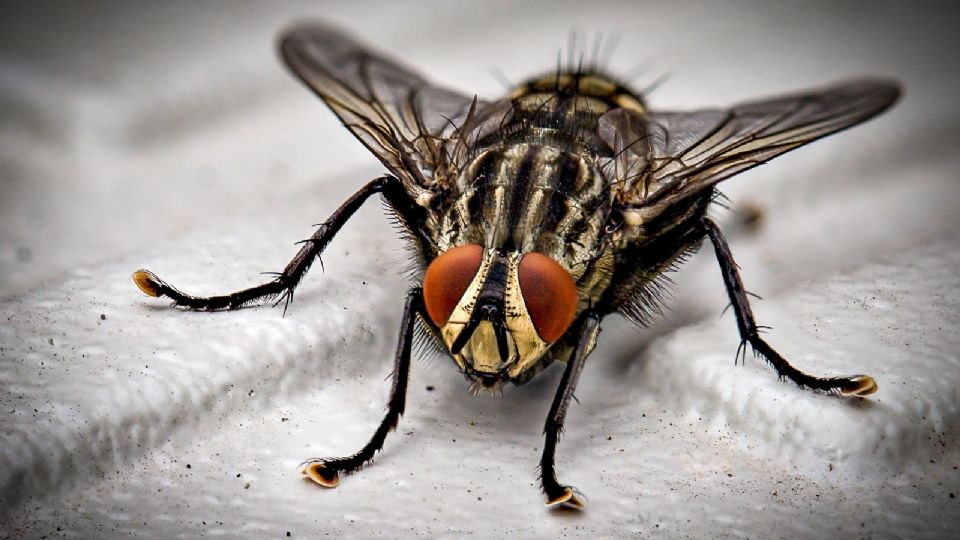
1, 1, 958, 537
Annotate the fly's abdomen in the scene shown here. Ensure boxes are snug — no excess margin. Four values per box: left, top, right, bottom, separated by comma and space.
508, 71, 647, 129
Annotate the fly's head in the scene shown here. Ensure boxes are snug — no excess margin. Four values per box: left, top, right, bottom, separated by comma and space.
422, 244, 579, 392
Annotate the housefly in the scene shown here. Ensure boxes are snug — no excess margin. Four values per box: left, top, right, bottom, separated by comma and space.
132, 23, 900, 509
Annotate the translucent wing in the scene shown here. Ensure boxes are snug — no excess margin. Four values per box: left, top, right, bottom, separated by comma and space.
280, 23, 489, 195
599, 79, 901, 216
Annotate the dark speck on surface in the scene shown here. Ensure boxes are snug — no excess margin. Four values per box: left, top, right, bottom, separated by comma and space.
15, 246, 32, 262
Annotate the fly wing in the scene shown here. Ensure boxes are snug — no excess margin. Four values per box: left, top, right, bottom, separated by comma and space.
600, 79, 901, 217
280, 23, 488, 196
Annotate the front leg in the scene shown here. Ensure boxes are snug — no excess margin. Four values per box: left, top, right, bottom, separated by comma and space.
132, 174, 419, 312
541, 312, 601, 510
700, 217, 876, 396
299, 286, 423, 487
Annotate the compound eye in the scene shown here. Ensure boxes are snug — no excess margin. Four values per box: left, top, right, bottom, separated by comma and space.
423, 244, 484, 327
517, 252, 578, 342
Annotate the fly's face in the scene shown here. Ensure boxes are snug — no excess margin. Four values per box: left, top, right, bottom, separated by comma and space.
422, 244, 578, 390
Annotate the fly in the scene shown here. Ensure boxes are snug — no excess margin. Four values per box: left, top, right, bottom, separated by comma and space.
132, 23, 900, 509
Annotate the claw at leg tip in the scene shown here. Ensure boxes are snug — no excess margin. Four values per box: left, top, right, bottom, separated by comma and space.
546, 487, 587, 511
841, 375, 877, 397
300, 462, 340, 488
132, 269, 162, 297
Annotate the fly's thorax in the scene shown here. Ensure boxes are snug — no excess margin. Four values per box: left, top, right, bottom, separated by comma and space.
422, 73, 638, 383
436, 143, 612, 276
422, 246, 579, 387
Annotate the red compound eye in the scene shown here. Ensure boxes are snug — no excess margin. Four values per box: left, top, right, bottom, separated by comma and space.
518, 252, 578, 342
423, 244, 484, 327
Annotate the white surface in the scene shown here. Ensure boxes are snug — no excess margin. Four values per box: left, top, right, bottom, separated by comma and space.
2, 1, 959, 538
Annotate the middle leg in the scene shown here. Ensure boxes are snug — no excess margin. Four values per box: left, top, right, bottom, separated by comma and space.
700, 216, 876, 396
133, 174, 419, 312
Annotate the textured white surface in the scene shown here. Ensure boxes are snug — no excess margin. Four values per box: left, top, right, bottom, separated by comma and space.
2, 1, 959, 538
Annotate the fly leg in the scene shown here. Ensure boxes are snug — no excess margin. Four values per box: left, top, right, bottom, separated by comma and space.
541, 312, 601, 510
132, 174, 421, 312
700, 217, 877, 396
299, 287, 422, 487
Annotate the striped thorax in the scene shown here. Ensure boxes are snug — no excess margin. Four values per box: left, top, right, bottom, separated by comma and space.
421, 72, 640, 387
